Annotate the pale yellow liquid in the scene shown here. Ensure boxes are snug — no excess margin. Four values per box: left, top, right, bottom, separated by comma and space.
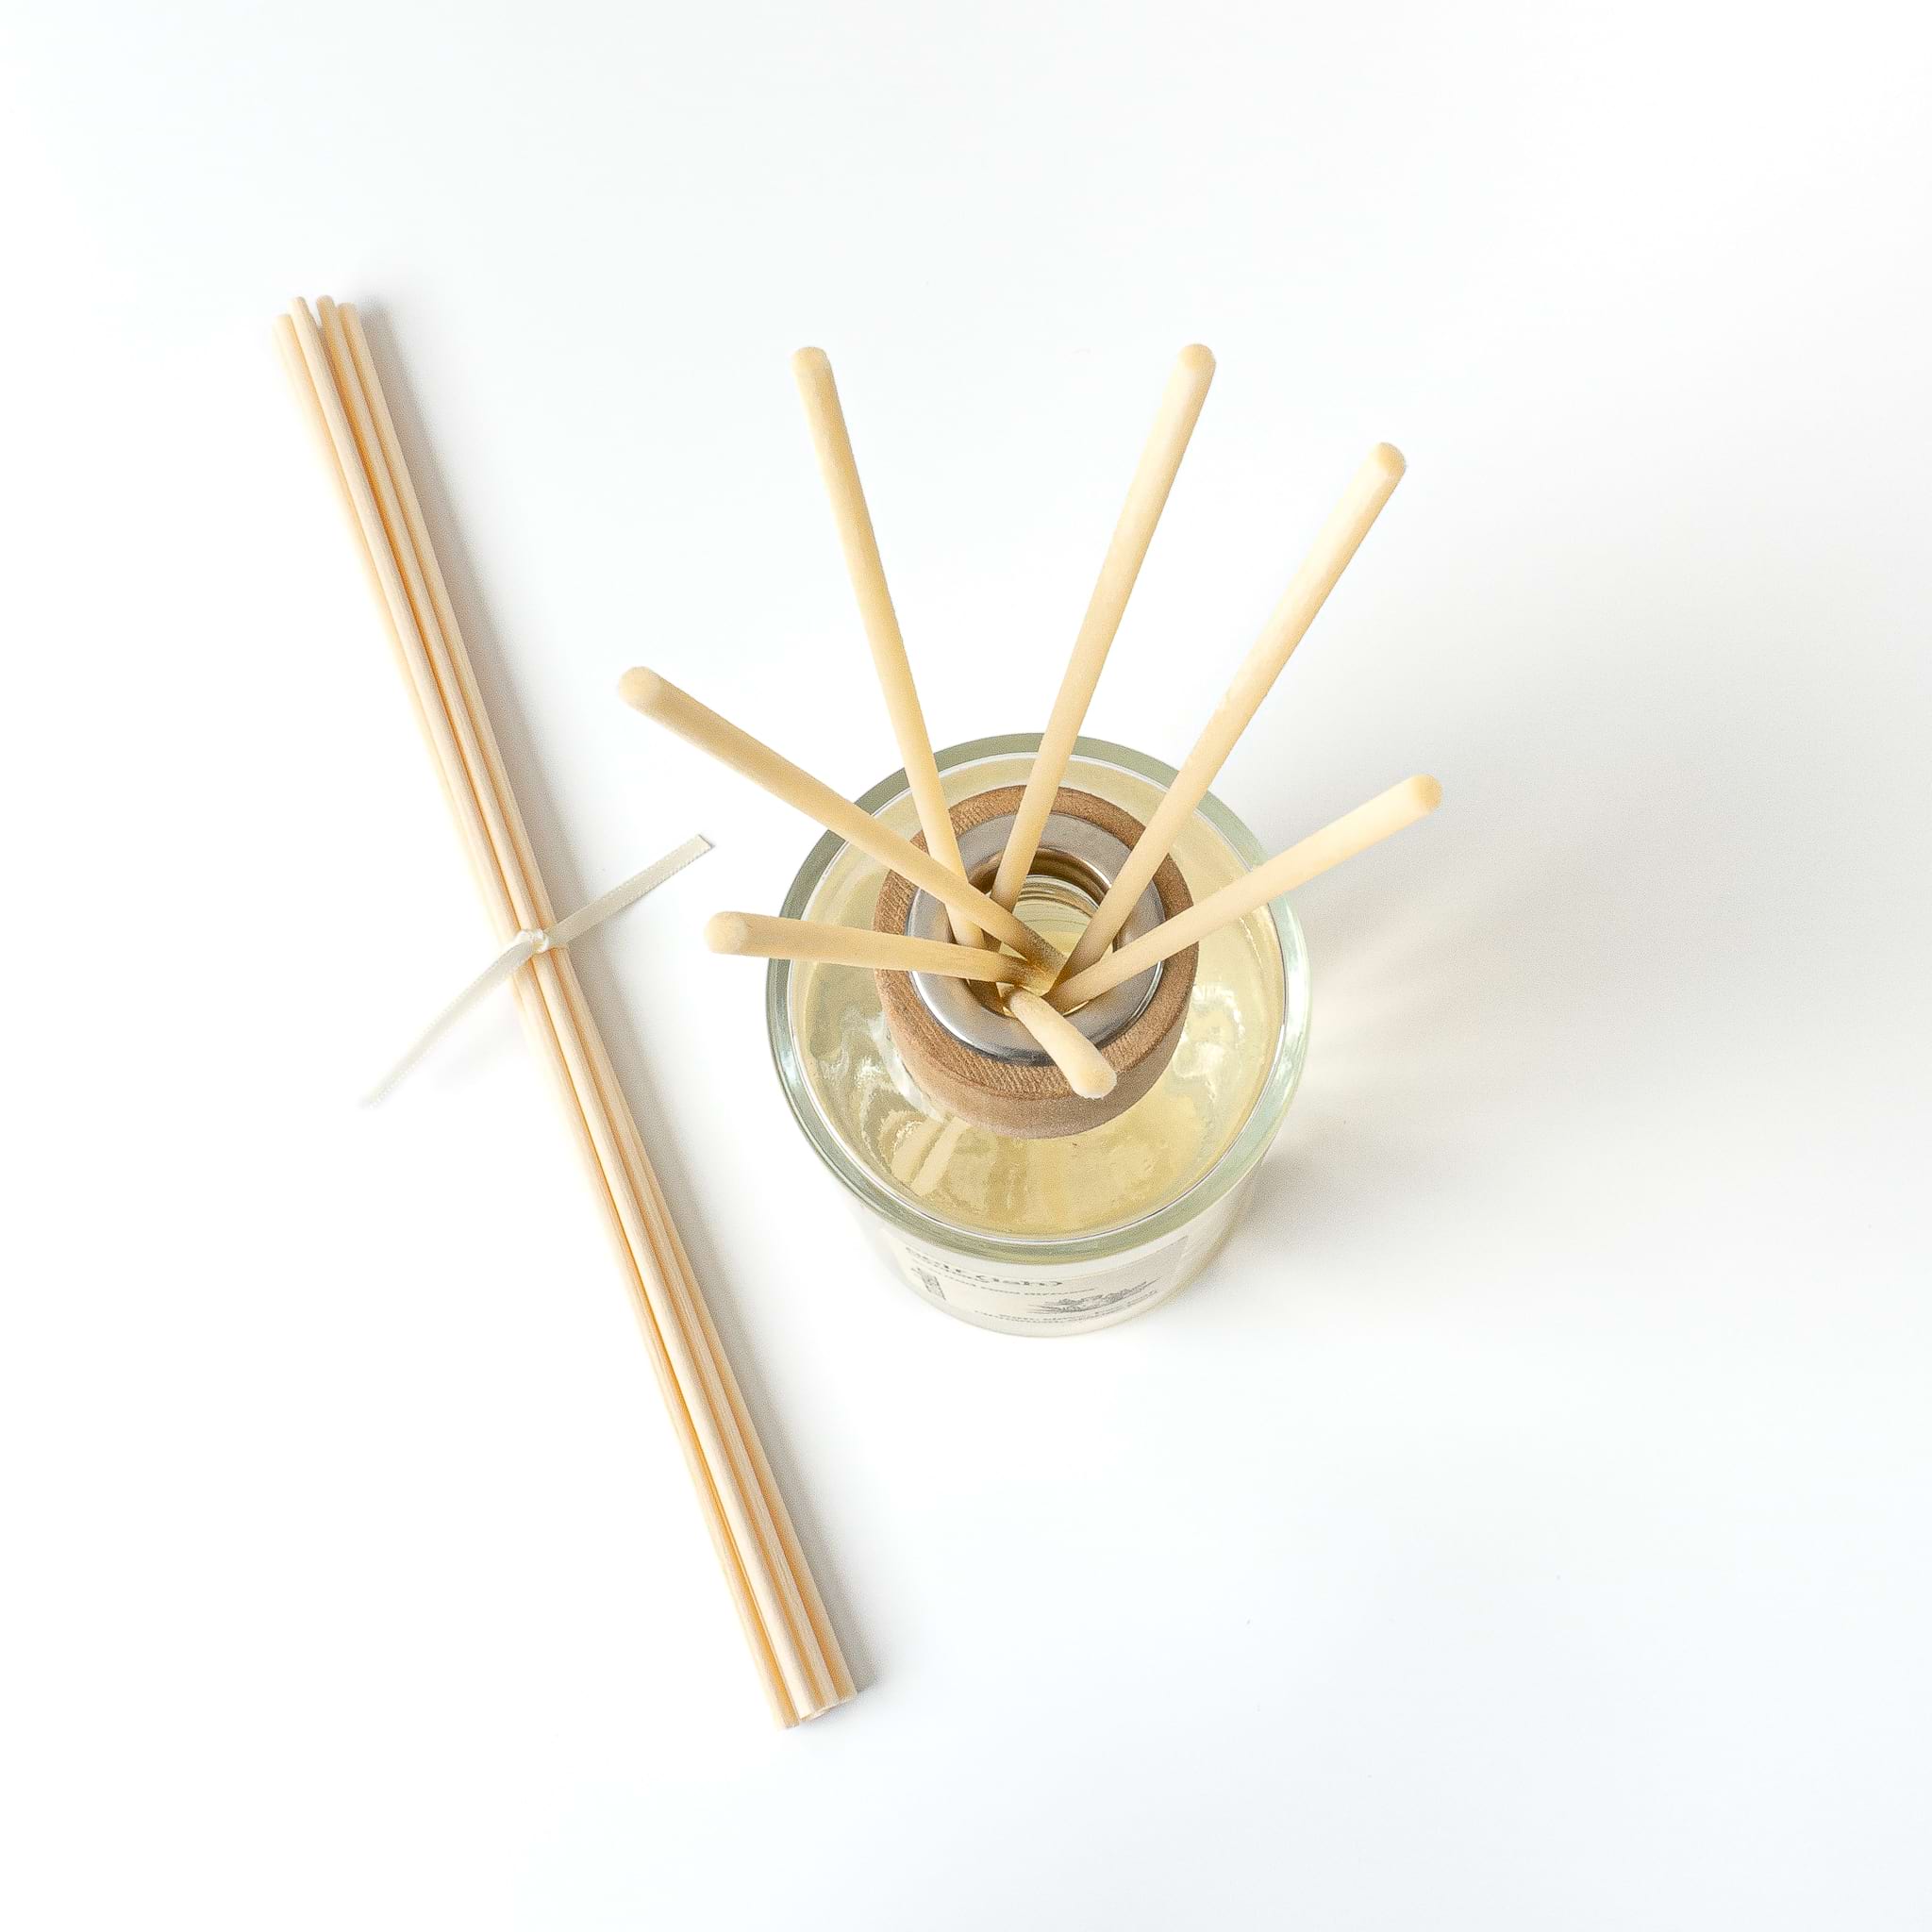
790, 752, 1288, 1241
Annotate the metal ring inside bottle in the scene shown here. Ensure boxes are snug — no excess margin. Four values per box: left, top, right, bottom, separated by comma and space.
900, 809, 1164, 1063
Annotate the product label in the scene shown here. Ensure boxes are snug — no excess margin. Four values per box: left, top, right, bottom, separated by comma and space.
863, 1175, 1253, 1335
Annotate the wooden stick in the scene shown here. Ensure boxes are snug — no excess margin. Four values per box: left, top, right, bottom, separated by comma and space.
1052, 442, 1407, 988
283, 300, 851, 1725
339, 301, 851, 1723
1053, 775, 1442, 1008
1004, 991, 1118, 1100
708, 912, 1056, 993
618, 668, 1060, 972
303, 299, 833, 1724
331, 300, 846, 1724
792, 348, 978, 944
275, 317, 461, 804
991, 346, 1216, 909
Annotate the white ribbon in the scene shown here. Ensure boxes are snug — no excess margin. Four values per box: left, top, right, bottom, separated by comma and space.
363, 833, 712, 1105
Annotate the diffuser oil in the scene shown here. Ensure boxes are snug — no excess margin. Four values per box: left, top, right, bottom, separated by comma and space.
769, 735, 1309, 1335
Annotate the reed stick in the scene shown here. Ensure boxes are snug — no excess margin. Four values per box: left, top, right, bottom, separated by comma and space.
1004, 991, 1118, 1100
312, 298, 829, 1723
1053, 442, 1407, 989
348, 298, 853, 1721
330, 299, 848, 1723
789, 349, 1108, 1075
991, 346, 1215, 910
281, 299, 851, 1726
1052, 775, 1442, 1008
708, 912, 1057, 993
618, 668, 1059, 971
792, 348, 978, 944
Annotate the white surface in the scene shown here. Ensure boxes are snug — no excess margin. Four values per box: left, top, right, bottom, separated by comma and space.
3, 3, 1928, 1924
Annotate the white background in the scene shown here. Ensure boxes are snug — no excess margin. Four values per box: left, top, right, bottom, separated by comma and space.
3, 3, 1928, 1924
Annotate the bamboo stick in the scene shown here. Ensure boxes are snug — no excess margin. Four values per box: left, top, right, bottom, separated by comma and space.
991, 346, 1216, 909
618, 668, 1060, 971
708, 912, 1056, 992
1053, 775, 1442, 1008
281, 299, 850, 1725
792, 348, 978, 943
1052, 442, 1407, 989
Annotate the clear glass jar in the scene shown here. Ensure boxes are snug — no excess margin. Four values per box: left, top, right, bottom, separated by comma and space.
767, 734, 1310, 1335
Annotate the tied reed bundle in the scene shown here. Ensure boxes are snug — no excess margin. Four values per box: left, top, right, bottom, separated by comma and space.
277, 298, 851, 1727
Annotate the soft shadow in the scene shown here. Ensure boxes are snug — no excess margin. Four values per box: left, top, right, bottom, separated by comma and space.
1212, 604, 1830, 1296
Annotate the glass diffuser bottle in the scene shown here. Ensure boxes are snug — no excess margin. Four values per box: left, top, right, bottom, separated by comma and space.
767, 733, 1309, 1335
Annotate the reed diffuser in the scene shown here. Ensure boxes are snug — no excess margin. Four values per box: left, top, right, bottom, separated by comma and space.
625, 346, 1441, 1334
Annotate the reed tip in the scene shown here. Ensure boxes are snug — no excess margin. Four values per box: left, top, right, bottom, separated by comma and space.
705, 912, 751, 954
618, 666, 666, 714
1410, 774, 1443, 813
791, 345, 831, 377
1178, 342, 1216, 375
1370, 441, 1407, 480
1071, 1062, 1118, 1101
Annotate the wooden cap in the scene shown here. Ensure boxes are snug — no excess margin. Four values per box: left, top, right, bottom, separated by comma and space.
874, 785, 1197, 1139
